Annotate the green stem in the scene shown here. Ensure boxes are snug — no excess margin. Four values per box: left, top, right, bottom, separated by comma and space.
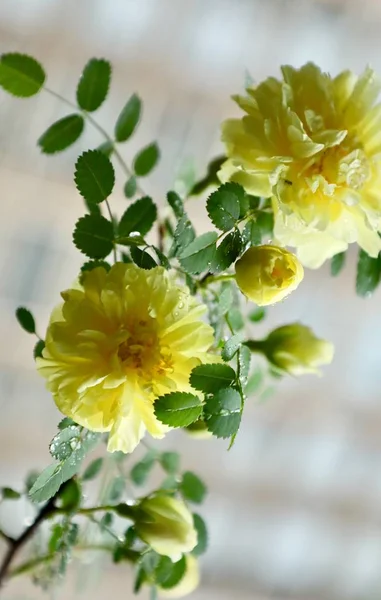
105, 199, 118, 263
201, 273, 235, 287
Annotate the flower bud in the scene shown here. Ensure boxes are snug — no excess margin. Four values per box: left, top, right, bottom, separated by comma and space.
253, 323, 334, 376
159, 556, 200, 598
135, 494, 197, 561
185, 419, 212, 439
234, 245, 303, 306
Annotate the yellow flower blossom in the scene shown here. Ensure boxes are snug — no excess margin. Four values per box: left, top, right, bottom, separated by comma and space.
36, 264, 216, 453
234, 245, 303, 305
220, 63, 381, 267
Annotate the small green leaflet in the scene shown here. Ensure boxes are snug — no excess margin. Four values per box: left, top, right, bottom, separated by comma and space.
130, 452, 156, 486
245, 368, 264, 395
134, 142, 160, 177
130, 246, 157, 270
15, 306, 36, 334
118, 196, 157, 237
29, 429, 101, 503
115, 93, 142, 142
38, 114, 84, 154
249, 307, 266, 322
107, 476, 125, 503
356, 249, 381, 297
172, 215, 196, 257
211, 230, 241, 273
221, 333, 242, 361
218, 284, 234, 316
160, 452, 180, 474
58, 479, 81, 511
192, 514, 208, 556
152, 246, 171, 270
238, 345, 251, 388
33, 339, 45, 360
204, 388, 242, 439
82, 457, 104, 481
154, 392, 203, 427
74, 150, 115, 205
124, 176, 137, 198
180, 471, 207, 504
226, 306, 244, 332
167, 191, 184, 219
0, 53, 45, 97
154, 555, 186, 590
242, 220, 261, 247
331, 251, 346, 277
179, 231, 217, 274
206, 182, 242, 231
190, 363, 236, 394
76, 58, 111, 112
80, 260, 111, 281
1, 487, 21, 500
73, 214, 114, 259
97, 140, 114, 157
256, 211, 274, 237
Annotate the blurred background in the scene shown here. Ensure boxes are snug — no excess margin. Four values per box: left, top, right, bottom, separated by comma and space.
2, 0, 381, 598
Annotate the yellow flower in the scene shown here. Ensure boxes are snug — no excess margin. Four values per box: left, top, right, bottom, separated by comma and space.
234, 245, 303, 305
36, 264, 216, 453
254, 323, 334, 375
220, 63, 381, 268
158, 556, 200, 598
135, 494, 197, 561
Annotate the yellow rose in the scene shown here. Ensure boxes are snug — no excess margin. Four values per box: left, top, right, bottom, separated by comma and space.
247, 323, 334, 375
135, 494, 197, 561
158, 556, 200, 598
36, 264, 216, 454
220, 63, 381, 268
234, 245, 303, 305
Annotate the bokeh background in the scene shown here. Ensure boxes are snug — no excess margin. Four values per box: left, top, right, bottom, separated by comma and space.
2, 1, 381, 598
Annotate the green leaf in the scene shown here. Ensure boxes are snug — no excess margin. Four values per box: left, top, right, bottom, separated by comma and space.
206, 183, 242, 231
80, 260, 111, 282
204, 388, 242, 439
211, 230, 241, 273
124, 176, 137, 198
15, 307, 36, 334
179, 232, 217, 275
238, 345, 251, 388
167, 191, 184, 219
82, 457, 104, 481
130, 452, 156, 486
190, 363, 236, 394
49, 426, 82, 461
108, 476, 125, 503
222, 333, 242, 361
74, 150, 115, 205
130, 246, 157, 270
152, 247, 171, 270
190, 156, 226, 196
73, 214, 114, 259
58, 479, 81, 511
180, 472, 207, 504
249, 307, 266, 322
256, 212, 274, 237
242, 220, 261, 247
356, 249, 381, 297
58, 417, 76, 430
1, 487, 21, 500
160, 452, 180, 474
29, 430, 100, 503
331, 251, 346, 276
115, 94, 142, 142
0, 53, 45, 97
118, 196, 157, 237
226, 306, 244, 332
155, 556, 186, 589
154, 392, 203, 427
33, 339, 45, 360
38, 114, 84, 154
134, 142, 160, 177
218, 284, 234, 316
97, 140, 114, 157
173, 215, 195, 256
192, 514, 208, 556
76, 58, 111, 112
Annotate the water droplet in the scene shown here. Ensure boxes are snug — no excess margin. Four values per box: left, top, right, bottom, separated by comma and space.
70, 439, 78, 450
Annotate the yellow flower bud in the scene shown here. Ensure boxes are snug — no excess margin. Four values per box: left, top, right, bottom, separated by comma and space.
136, 494, 197, 561
235, 245, 304, 306
185, 419, 212, 439
158, 556, 200, 598
262, 323, 334, 376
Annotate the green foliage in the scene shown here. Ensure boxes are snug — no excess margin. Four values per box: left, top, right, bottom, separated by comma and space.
331, 251, 346, 276
218, 284, 234, 316
0, 53, 45, 97
190, 155, 226, 196
190, 363, 236, 394
29, 429, 100, 503
211, 230, 241, 273
154, 392, 203, 427
124, 176, 137, 198
133, 142, 160, 176
155, 555, 186, 589
192, 514, 208, 555
130, 452, 156, 486
180, 471, 207, 504
1, 487, 21, 500
249, 307, 266, 322
108, 476, 125, 503
82, 457, 104, 481
204, 388, 242, 439
74, 150, 115, 205
130, 246, 157, 269
33, 339, 45, 359
76, 58, 111, 112
226, 306, 244, 332
38, 114, 84, 154
97, 140, 114, 157
221, 333, 242, 361
356, 249, 381, 297
115, 93, 142, 142
152, 246, 171, 269
238, 345, 251, 388
73, 214, 114, 259
15, 306, 36, 334
256, 211, 274, 237
118, 196, 157, 237
242, 220, 261, 246
80, 260, 111, 281
179, 232, 218, 274
207, 183, 242, 231
167, 191, 184, 219
58, 479, 81, 511
172, 215, 196, 256
160, 452, 180, 474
